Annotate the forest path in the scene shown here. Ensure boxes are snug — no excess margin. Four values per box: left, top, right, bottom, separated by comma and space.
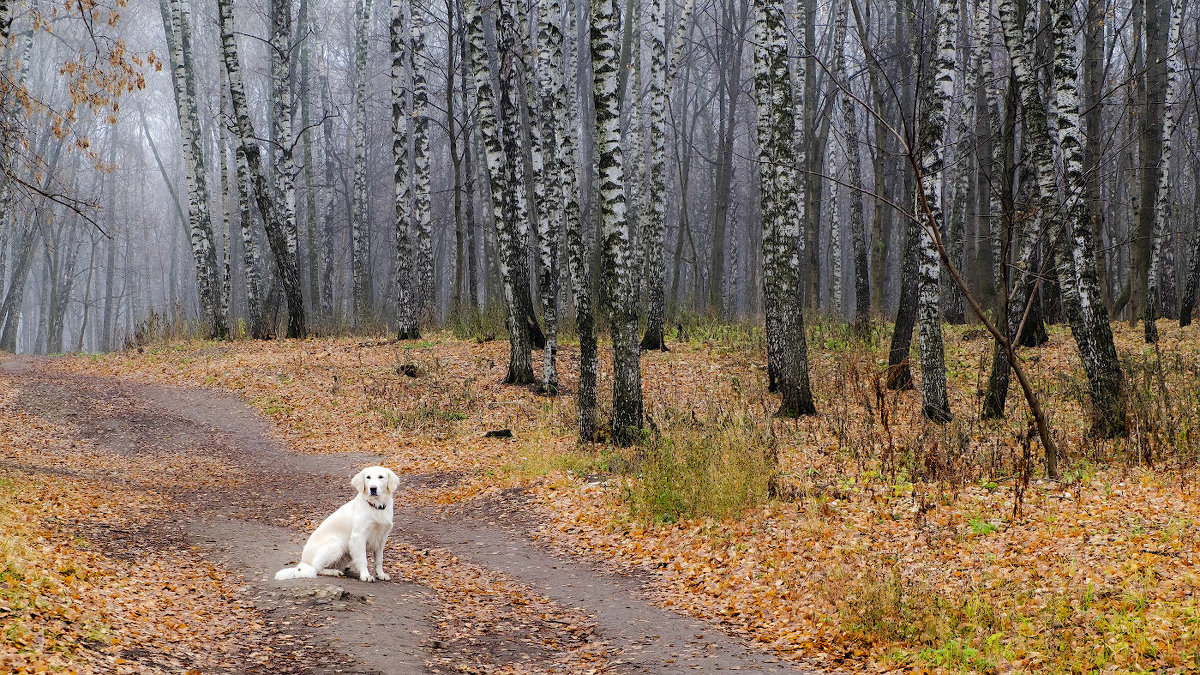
2, 359, 804, 674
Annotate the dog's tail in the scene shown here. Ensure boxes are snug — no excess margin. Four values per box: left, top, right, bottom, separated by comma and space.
274, 562, 316, 580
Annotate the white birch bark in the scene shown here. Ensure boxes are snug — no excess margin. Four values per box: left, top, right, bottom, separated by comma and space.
640, 0, 669, 350
914, 0, 956, 423
465, 0, 533, 383
162, 0, 225, 339
1144, 0, 1184, 343
558, 2, 598, 438
319, 55, 337, 320
592, 0, 643, 442
218, 0, 307, 338
392, 0, 419, 339
411, 0, 434, 321
534, 0, 564, 395
270, 0, 297, 261
755, 0, 814, 417
832, 0, 868, 332
1000, 0, 1124, 446
352, 0, 373, 321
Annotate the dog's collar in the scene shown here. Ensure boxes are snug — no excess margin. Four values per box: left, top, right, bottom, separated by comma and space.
366, 498, 387, 511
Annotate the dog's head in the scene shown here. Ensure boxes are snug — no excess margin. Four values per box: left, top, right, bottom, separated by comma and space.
352, 466, 399, 501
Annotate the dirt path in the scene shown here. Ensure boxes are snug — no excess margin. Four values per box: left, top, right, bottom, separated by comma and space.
2, 360, 806, 673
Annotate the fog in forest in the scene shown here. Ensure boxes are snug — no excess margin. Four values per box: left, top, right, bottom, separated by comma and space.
0, 0, 1195, 435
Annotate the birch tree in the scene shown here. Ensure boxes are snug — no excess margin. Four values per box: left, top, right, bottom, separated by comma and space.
392, 0, 420, 339
1144, 0, 1184, 343
755, 0, 815, 417
831, 0, 869, 333
218, 0, 307, 338
912, 0, 956, 423
352, 0, 372, 321
464, 0, 534, 383
999, 0, 1125, 445
411, 0, 434, 321
639, 0, 669, 350
593, 0, 643, 442
533, 0, 565, 395
160, 0, 225, 339
559, 3, 598, 438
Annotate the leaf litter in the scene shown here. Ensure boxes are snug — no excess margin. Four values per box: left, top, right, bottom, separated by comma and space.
31, 320, 1200, 672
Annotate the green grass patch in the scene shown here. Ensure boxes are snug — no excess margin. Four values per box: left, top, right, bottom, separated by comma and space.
622, 403, 777, 522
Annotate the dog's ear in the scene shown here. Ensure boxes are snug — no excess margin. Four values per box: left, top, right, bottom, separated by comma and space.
385, 468, 399, 494
351, 469, 367, 495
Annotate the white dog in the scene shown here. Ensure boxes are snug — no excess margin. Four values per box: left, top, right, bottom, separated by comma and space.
275, 466, 400, 583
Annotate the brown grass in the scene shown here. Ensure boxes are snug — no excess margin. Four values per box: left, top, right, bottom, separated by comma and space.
44, 318, 1200, 672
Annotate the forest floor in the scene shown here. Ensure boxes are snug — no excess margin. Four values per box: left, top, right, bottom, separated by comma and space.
3, 319, 1200, 673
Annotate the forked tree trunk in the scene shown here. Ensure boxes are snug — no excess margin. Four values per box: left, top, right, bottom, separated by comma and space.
1000, 0, 1125, 448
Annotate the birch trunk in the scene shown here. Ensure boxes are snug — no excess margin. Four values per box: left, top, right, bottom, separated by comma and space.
1183, 192, 1200, 325
352, 0, 373, 322
236, 138, 267, 338
593, 0, 643, 442
319, 62, 337, 320
464, 0, 533, 383
298, 0, 320, 317
534, 0, 565, 395
755, 0, 815, 417
161, 0, 225, 339
912, 0, 956, 423
1144, 0, 1184, 343
639, 0, 669, 350
560, 2, 598, 439
411, 0, 434, 321
1000, 0, 1125, 446
392, 0, 420, 339
833, 0, 869, 333
218, 0, 307, 338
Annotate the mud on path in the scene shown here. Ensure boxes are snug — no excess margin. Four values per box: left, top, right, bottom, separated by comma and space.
1, 359, 804, 673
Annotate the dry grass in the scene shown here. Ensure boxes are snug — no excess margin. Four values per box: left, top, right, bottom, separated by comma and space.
45, 319, 1200, 672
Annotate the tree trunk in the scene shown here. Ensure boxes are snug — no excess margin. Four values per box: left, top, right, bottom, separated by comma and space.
1144, 0, 1184, 343
911, 0, 957, 423
755, 0, 815, 417
411, 0, 434, 322
1131, 0, 1167, 328
1000, 0, 1125, 445
832, 0, 869, 333
559, 2, 598, 439
464, 0, 534, 383
593, 0, 643, 443
298, 0, 320, 320
391, 0, 420, 339
161, 0, 225, 339
352, 0, 373, 323
319, 66, 337, 320
639, 0, 669, 351
533, 0, 565, 395
218, 0, 307, 338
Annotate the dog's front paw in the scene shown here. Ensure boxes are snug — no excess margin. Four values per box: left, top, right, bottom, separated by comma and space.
376, 571, 391, 581
359, 571, 375, 583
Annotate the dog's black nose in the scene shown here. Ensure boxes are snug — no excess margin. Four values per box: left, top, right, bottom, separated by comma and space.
370, 487, 378, 495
